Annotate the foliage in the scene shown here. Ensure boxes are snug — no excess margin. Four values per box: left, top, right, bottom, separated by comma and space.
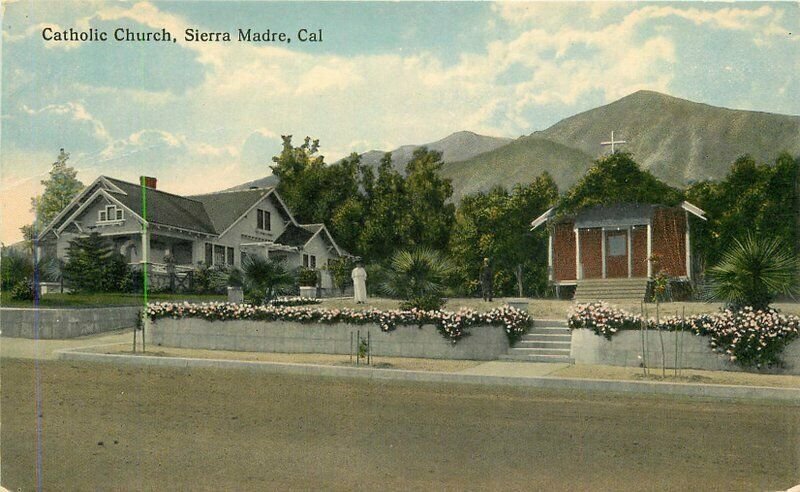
381, 248, 454, 311
449, 174, 558, 297
558, 153, 682, 214
241, 255, 294, 304
10, 280, 36, 301
227, 268, 244, 288
146, 301, 532, 345
706, 235, 798, 311
22, 149, 84, 240
686, 153, 799, 270
297, 267, 319, 287
191, 263, 229, 294
568, 302, 644, 340
268, 296, 321, 307
1, 247, 33, 291
326, 257, 355, 295
569, 302, 800, 368
62, 233, 130, 293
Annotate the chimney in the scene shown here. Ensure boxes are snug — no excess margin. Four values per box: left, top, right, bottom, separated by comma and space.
140, 176, 157, 189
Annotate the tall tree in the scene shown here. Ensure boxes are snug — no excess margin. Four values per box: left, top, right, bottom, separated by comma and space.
21, 148, 84, 240
449, 173, 558, 297
403, 148, 456, 251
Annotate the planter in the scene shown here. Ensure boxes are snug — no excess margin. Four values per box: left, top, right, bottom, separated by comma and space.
227, 286, 244, 303
299, 286, 317, 298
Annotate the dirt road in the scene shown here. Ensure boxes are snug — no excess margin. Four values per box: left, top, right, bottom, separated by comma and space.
2, 358, 798, 491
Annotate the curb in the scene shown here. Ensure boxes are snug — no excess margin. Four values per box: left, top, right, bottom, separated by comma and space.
54, 348, 800, 402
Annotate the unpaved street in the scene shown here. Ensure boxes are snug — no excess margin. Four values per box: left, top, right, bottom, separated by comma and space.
2, 359, 798, 491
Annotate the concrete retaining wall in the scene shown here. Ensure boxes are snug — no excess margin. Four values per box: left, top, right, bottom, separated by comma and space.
0, 306, 141, 339
150, 318, 511, 360
571, 329, 800, 375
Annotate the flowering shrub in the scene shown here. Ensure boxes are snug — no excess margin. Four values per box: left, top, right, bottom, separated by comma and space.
269, 296, 321, 307
568, 302, 643, 340
569, 303, 800, 368
145, 302, 531, 344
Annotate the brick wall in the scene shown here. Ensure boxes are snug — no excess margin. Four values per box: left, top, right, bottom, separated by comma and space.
553, 222, 576, 281
631, 225, 648, 277
652, 208, 687, 277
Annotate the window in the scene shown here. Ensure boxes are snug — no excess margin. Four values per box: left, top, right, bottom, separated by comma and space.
226, 247, 234, 266
257, 209, 271, 231
98, 204, 123, 223
311, 255, 316, 269
303, 254, 317, 269
214, 245, 226, 266
607, 234, 626, 257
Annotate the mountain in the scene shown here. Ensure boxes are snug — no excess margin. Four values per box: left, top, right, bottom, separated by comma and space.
534, 90, 800, 186
227, 130, 511, 191
357, 130, 513, 172
440, 136, 594, 202
229, 91, 800, 198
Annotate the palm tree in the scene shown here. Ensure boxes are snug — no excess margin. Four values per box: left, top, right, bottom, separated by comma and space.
381, 248, 454, 311
241, 255, 293, 304
707, 235, 798, 310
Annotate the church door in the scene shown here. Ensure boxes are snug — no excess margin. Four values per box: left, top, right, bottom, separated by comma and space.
605, 230, 629, 278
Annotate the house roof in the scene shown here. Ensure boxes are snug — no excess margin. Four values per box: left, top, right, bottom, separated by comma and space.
189, 188, 274, 233
276, 223, 316, 247
574, 203, 657, 228
105, 178, 217, 234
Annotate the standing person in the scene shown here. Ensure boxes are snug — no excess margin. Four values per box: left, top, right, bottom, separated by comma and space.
480, 257, 493, 302
352, 262, 368, 304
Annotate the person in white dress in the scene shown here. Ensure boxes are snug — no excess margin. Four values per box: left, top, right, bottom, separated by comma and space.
351, 263, 368, 304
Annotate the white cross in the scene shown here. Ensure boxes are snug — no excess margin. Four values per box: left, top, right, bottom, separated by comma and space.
600, 131, 627, 154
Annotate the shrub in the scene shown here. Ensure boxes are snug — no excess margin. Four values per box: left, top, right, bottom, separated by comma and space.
326, 257, 355, 295
569, 302, 800, 368
382, 248, 453, 311
242, 256, 293, 304
269, 296, 321, 307
707, 235, 798, 311
10, 279, 36, 301
297, 267, 318, 287
1, 248, 33, 291
62, 233, 129, 292
568, 302, 643, 340
146, 301, 532, 345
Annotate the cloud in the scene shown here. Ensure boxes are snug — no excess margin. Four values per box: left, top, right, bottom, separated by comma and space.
4, 102, 111, 152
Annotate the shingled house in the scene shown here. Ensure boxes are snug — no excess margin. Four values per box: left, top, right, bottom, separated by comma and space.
531, 202, 707, 300
37, 176, 349, 293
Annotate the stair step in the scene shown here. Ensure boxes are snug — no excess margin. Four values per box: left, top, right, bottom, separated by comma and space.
509, 348, 571, 355
499, 354, 573, 363
532, 319, 568, 328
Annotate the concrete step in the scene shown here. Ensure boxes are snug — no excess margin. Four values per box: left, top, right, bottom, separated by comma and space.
499, 354, 573, 363
532, 319, 567, 328
515, 340, 571, 349
520, 335, 572, 344
508, 347, 571, 355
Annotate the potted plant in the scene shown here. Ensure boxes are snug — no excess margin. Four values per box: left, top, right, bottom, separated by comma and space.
298, 267, 319, 299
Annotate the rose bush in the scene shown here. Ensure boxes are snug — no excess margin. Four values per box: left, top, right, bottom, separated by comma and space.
569, 302, 800, 368
146, 302, 531, 344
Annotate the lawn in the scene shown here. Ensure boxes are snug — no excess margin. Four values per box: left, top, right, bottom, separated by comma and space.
0, 291, 225, 308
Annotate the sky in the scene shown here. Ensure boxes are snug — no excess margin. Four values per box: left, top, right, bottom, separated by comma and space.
1, 1, 798, 244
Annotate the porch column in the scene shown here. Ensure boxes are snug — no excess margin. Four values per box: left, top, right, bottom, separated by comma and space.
547, 232, 553, 282
646, 223, 653, 278
574, 228, 582, 280
263, 246, 269, 259
601, 228, 607, 279
141, 229, 150, 266
627, 227, 633, 278
685, 211, 692, 280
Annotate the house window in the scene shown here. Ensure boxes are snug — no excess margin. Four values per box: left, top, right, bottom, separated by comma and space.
226, 247, 234, 266
303, 254, 317, 269
205, 243, 213, 265
98, 204, 123, 223
214, 245, 226, 266
257, 210, 271, 231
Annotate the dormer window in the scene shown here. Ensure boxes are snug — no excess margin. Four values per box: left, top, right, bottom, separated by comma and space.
98, 204, 123, 223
